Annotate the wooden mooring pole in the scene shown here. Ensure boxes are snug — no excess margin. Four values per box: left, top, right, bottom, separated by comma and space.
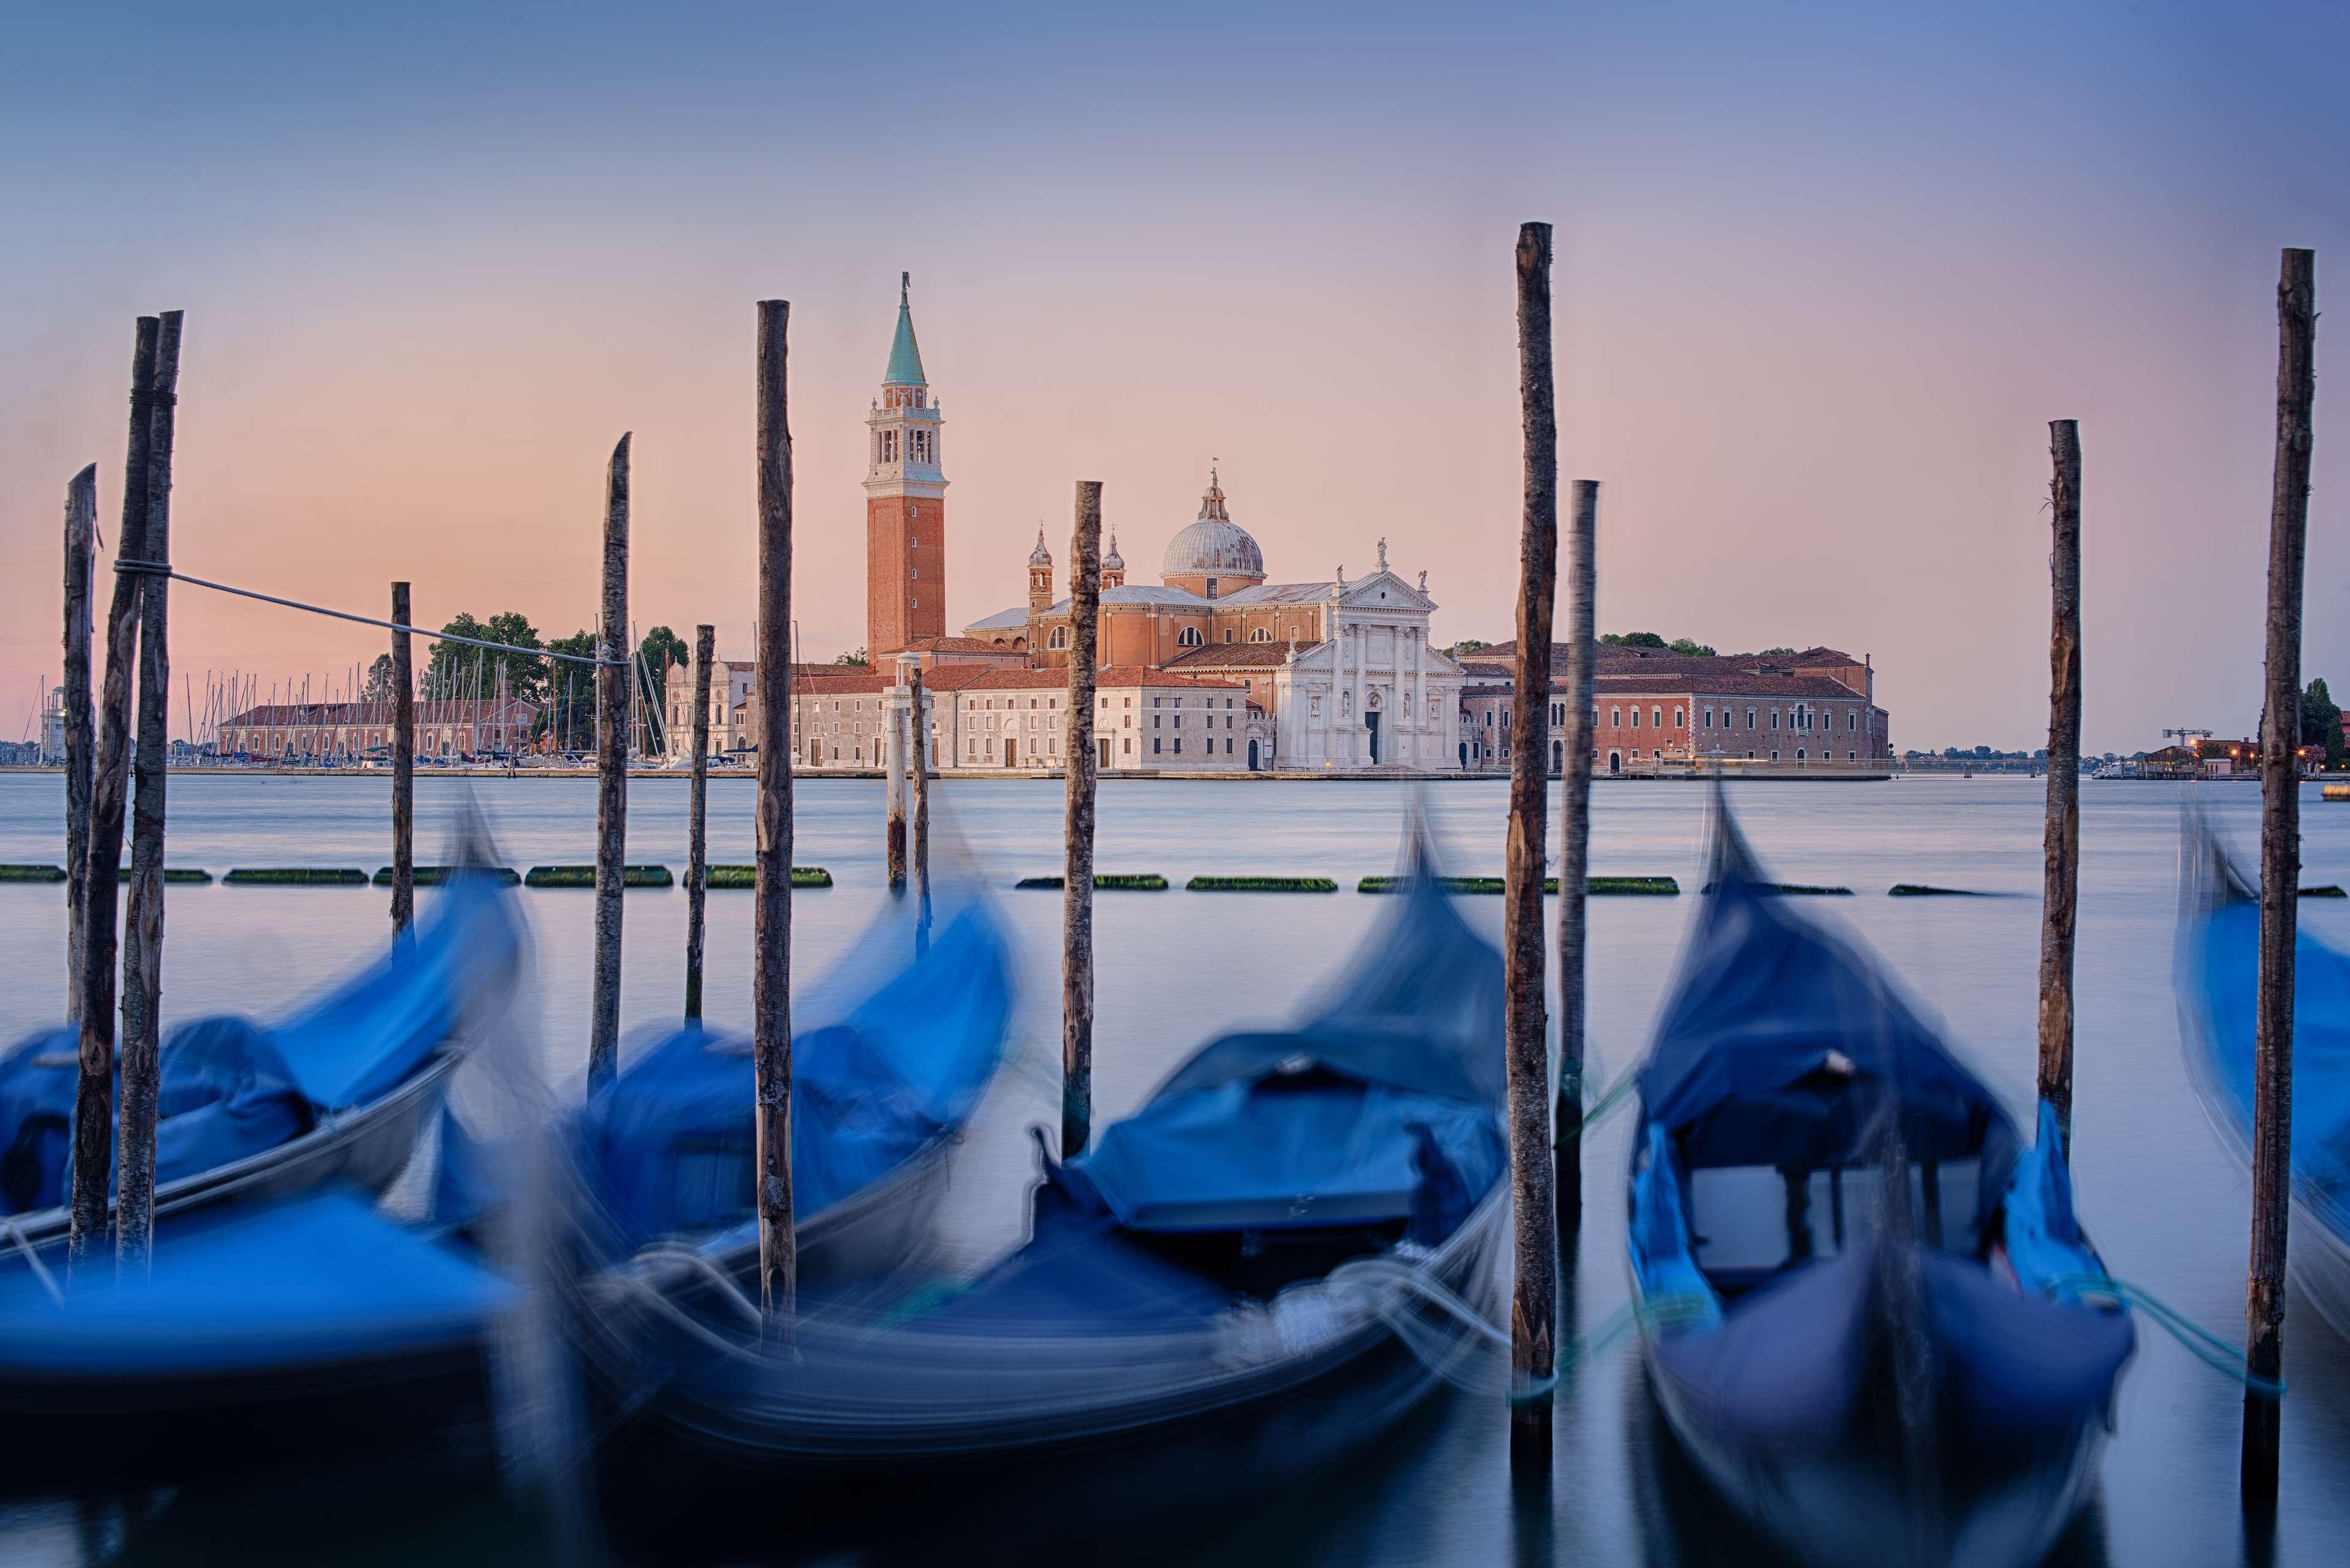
2037, 422, 2082, 1146
754, 299, 797, 1332
1552, 480, 1597, 1226
886, 687, 908, 891
391, 582, 415, 936
588, 434, 631, 1089
2244, 246, 2316, 1511
118, 307, 183, 1273
1061, 482, 1102, 1159
684, 624, 714, 1023
62, 465, 96, 1023
69, 316, 158, 1275
1506, 221, 1560, 1452
908, 660, 932, 941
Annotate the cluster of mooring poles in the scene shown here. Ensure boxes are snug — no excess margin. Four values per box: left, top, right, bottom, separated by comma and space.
1489, 235, 2322, 1517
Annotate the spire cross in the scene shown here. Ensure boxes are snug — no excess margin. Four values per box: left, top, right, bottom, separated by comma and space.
901, 271, 910, 305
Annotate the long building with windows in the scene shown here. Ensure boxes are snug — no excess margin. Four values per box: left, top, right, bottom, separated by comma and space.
1456, 644, 1890, 773
218, 698, 539, 762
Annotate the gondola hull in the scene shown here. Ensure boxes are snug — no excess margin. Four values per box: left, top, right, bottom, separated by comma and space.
597, 1190, 1507, 1560
1639, 1310, 2106, 1568
2, 1043, 463, 1263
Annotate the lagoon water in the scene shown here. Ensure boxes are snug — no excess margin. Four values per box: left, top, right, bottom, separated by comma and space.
2, 772, 2347, 1565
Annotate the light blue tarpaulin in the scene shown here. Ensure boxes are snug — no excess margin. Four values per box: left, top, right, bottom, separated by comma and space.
0, 872, 516, 1217
0, 1187, 511, 1377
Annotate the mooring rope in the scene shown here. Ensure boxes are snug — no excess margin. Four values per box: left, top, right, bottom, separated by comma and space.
1, 1219, 62, 1307
110, 559, 626, 668
2046, 1271, 2285, 1398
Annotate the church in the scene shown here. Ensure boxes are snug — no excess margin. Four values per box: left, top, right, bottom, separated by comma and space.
960, 473, 1465, 771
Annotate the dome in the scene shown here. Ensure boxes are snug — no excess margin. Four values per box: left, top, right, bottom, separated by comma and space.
1160, 470, 1265, 581
1102, 532, 1125, 571
1028, 526, 1052, 567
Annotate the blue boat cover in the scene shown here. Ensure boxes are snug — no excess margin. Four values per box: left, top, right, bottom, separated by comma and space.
572, 899, 1011, 1250
0, 872, 517, 1217
2179, 823, 2350, 1217
1634, 799, 2132, 1460
1639, 808, 2014, 1176
1072, 873, 1507, 1237
0, 1187, 511, 1377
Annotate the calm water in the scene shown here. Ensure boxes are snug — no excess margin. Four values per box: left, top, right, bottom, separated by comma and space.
2, 772, 2348, 1566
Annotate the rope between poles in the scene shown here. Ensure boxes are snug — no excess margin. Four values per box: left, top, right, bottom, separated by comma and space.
109, 560, 627, 668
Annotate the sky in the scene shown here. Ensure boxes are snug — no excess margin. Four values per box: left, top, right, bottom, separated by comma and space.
1, 1, 2344, 754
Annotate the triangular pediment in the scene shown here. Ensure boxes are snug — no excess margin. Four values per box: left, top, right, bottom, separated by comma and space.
1339, 570, 1435, 612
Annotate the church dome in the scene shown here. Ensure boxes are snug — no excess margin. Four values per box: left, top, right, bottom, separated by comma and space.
1102, 532, 1124, 572
1028, 527, 1052, 567
1160, 470, 1265, 582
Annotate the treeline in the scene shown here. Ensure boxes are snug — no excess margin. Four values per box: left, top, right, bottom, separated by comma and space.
362, 614, 692, 753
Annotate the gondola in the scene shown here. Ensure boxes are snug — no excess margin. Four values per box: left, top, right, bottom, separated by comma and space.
0, 884, 1013, 1491
2176, 814, 2350, 1337
0, 867, 520, 1263
588, 847, 1508, 1559
1626, 804, 2135, 1568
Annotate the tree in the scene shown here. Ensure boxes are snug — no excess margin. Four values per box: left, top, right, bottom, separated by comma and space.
542, 630, 598, 752
835, 648, 869, 666
423, 611, 547, 707
1441, 639, 1491, 660
361, 652, 397, 701
1759, 646, 1798, 657
1602, 632, 1668, 649
2301, 677, 2344, 767
638, 625, 689, 679
1667, 637, 1717, 657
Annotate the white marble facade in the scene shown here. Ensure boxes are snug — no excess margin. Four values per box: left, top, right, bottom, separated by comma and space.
1268, 571, 1464, 770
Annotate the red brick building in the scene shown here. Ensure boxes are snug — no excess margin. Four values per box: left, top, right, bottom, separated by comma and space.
1457, 644, 1890, 773
865, 273, 948, 658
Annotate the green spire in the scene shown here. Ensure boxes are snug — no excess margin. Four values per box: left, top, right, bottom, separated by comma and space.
883, 271, 927, 386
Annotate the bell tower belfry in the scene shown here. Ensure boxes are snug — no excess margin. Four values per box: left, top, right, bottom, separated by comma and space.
865, 272, 948, 657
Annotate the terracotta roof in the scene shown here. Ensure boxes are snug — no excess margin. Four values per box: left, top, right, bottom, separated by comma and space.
1164, 642, 1320, 670
1463, 670, 1868, 700
899, 636, 1027, 655
924, 664, 1245, 695
789, 672, 892, 695
1099, 665, 1246, 690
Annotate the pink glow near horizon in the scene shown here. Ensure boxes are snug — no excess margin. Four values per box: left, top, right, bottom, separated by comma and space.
2, 4, 2343, 755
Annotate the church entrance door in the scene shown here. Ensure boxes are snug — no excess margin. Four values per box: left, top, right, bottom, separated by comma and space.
1248, 739, 1259, 771
1365, 711, 1381, 764
1004, 739, 1017, 769
1608, 750, 1622, 774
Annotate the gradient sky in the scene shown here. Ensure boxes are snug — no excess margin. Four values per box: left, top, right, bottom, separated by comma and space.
3, 1, 2343, 753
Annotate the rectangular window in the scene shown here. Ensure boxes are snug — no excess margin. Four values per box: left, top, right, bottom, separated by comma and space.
1704, 707, 1713, 729
1174, 739, 1181, 754
1153, 737, 1162, 755
1630, 707, 1641, 728
1611, 706, 1621, 727
1653, 706, 1663, 728
1771, 710, 1779, 730
1747, 707, 1756, 729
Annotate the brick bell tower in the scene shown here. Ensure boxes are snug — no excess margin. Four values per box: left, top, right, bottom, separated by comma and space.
865, 272, 947, 657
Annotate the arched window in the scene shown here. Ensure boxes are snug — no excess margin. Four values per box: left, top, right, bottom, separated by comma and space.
1048, 625, 1069, 650
1177, 626, 1203, 648
1250, 627, 1271, 642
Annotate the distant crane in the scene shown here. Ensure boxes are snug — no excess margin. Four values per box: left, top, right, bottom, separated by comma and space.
2164, 727, 2214, 745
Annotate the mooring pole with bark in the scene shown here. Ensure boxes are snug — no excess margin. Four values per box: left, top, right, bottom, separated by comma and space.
69, 316, 159, 1274
684, 624, 714, 1023
754, 299, 798, 1332
1505, 222, 1561, 1453
62, 465, 97, 1023
2037, 421, 2084, 1147
2243, 246, 2316, 1512
908, 659, 932, 943
1061, 482, 1103, 1160
1551, 480, 1597, 1226
117, 307, 184, 1273
588, 434, 632, 1090
886, 690, 908, 891
391, 582, 416, 936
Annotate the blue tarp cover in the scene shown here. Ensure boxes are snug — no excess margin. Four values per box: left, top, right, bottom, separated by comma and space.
0, 873, 516, 1217
2180, 828, 2350, 1211
1072, 875, 1506, 1238
1639, 813, 2012, 1174
0, 1187, 511, 1376
573, 901, 1011, 1250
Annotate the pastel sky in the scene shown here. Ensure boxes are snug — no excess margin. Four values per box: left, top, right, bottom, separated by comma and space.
2, 2, 2343, 753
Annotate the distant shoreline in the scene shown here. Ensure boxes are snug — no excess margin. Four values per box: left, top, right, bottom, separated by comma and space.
0, 764, 1895, 783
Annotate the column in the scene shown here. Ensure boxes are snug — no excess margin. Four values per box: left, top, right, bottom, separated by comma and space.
1350, 621, 1366, 766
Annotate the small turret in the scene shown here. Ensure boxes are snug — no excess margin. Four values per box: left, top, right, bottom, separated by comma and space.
1028, 526, 1054, 614
1102, 531, 1126, 590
